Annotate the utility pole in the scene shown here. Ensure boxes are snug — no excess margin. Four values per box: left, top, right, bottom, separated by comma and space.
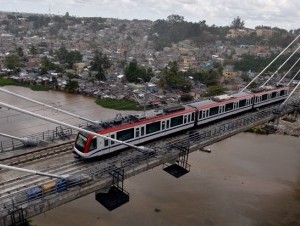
138, 72, 149, 117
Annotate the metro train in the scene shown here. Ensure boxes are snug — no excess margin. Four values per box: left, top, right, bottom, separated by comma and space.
74, 86, 289, 159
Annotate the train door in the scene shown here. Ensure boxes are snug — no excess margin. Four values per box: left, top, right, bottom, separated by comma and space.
166, 119, 170, 129
135, 127, 140, 139
246, 99, 250, 106
110, 133, 116, 146
184, 115, 188, 124
202, 110, 207, 118
140, 126, 145, 137
233, 102, 238, 109
219, 105, 225, 114
161, 120, 166, 130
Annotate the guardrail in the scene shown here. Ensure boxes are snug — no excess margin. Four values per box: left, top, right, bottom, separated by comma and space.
0, 123, 88, 153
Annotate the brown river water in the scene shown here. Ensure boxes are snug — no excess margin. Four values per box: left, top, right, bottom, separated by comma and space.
1, 87, 300, 226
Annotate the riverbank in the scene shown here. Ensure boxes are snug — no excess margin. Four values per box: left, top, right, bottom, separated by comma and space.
0, 78, 49, 91
276, 116, 300, 137
247, 115, 300, 137
0, 81, 142, 111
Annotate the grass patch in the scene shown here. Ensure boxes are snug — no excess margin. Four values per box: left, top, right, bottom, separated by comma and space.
28, 85, 49, 91
96, 98, 141, 111
0, 78, 49, 91
0, 77, 18, 86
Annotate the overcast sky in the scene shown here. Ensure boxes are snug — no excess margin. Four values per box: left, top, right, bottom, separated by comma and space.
0, 0, 299, 30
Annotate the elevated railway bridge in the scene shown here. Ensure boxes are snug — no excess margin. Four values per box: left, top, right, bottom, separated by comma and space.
0, 99, 299, 226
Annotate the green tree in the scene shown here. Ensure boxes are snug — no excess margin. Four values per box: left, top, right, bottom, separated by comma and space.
204, 86, 226, 97
16, 47, 24, 57
4, 54, 20, 70
90, 50, 111, 80
231, 16, 245, 29
65, 80, 79, 93
124, 59, 151, 83
160, 61, 192, 92
167, 14, 185, 23
55, 47, 82, 69
29, 45, 38, 55
40, 56, 56, 75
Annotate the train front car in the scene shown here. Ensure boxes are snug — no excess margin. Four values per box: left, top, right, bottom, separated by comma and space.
74, 131, 95, 159
73, 106, 197, 159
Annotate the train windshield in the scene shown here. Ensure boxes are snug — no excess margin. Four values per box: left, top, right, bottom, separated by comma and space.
75, 132, 88, 153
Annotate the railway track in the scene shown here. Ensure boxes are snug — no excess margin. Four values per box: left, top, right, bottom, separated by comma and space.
0, 141, 74, 166
0, 145, 159, 202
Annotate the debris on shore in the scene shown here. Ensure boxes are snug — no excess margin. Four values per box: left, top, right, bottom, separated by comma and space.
246, 115, 300, 137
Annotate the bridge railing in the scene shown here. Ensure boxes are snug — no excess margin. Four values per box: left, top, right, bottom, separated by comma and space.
0, 174, 91, 217
0, 123, 89, 153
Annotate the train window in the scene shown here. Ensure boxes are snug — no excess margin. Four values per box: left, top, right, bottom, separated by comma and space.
225, 103, 234, 111
209, 106, 219, 116
271, 92, 277, 98
89, 138, 97, 151
117, 128, 134, 141
141, 127, 145, 136
188, 114, 191, 122
191, 112, 195, 121
146, 121, 161, 134
136, 128, 140, 138
198, 111, 202, 119
184, 115, 187, 123
280, 90, 287, 96
111, 134, 115, 145
166, 120, 170, 128
262, 94, 268, 101
255, 96, 259, 103
239, 99, 246, 107
162, 121, 165, 130
171, 115, 183, 127
104, 139, 109, 147
75, 133, 87, 152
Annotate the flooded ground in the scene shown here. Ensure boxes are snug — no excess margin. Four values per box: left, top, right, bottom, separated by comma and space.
0, 86, 299, 225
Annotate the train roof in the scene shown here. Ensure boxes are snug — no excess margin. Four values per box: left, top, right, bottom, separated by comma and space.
83, 105, 194, 133
81, 87, 288, 134
188, 91, 252, 109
